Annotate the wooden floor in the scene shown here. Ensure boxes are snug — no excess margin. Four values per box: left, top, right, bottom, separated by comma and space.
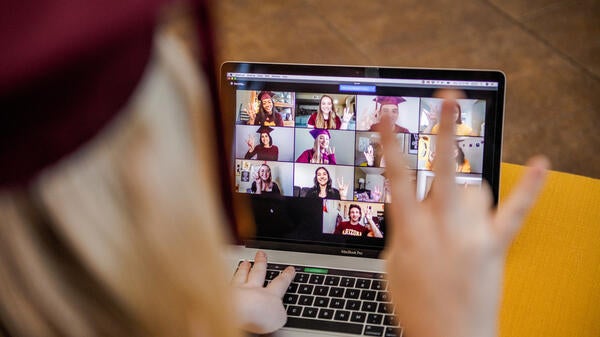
214, 0, 600, 178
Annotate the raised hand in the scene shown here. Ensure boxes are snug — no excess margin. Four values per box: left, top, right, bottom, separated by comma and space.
253, 171, 263, 194
357, 104, 378, 130
337, 176, 348, 200
364, 145, 375, 166
246, 134, 255, 152
232, 251, 295, 334
246, 102, 257, 124
422, 105, 440, 133
379, 90, 548, 337
424, 106, 439, 125
327, 146, 335, 155
364, 206, 373, 220
371, 185, 382, 202
342, 107, 354, 123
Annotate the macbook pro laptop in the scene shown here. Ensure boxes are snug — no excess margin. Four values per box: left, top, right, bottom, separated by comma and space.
220, 62, 505, 337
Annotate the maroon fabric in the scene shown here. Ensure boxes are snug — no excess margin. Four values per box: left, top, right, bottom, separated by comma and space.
0, 0, 172, 188
0, 0, 238, 242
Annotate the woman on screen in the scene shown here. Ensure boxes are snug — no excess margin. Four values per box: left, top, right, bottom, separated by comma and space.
251, 164, 281, 195
244, 126, 279, 161
425, 142, 472, 173
248, 91, 283, 127
307, 95, 352, 130
296, 129, 336, 164
304, 166, 346, 200
423, 101, 473, 136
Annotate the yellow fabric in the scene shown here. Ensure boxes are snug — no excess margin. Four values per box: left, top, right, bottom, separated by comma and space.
499, 163, 600, 337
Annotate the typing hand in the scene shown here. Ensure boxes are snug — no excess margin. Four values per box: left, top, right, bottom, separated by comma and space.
232, 251, 295, 334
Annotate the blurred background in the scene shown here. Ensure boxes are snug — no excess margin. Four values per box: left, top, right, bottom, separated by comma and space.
213, 0, 599, 178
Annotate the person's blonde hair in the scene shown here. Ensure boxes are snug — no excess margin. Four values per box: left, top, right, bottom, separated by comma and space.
315, 95, 337, 129
0, 16, 241, 337
311, 136, 326, 164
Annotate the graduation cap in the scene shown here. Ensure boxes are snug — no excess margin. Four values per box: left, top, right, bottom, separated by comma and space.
373, 96, 406, 106
257, 91, 276, 100
1, 0, 217, 188
256, 126, 274, 134
309, 129, 331, 139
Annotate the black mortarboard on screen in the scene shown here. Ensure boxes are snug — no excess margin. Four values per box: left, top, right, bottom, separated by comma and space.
256, 126, 274, 134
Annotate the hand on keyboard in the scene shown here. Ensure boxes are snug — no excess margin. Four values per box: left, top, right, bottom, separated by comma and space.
380, 90, 549, 337
231, 250, 296, 334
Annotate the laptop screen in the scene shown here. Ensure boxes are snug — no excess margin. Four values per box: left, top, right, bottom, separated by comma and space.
220, 62, 505, 258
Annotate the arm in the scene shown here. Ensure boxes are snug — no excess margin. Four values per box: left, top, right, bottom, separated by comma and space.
364, 208, 383, 238
336, 177, 348, 200
421, 106, 438, 133
253, 173, 262, 195
296, 150, 311, 163
331, 188, 341, 200
244, 135, 257, 159
275, 113, 284, 127
246, 102, 257, 125
333, 222, 343, 235
364, 145, 375, 167
324, 147, 336, 165
244, 148, 258, 160
307, 113, 316, 128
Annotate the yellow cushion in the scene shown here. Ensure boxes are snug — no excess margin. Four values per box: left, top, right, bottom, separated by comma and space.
499, 163, 600, 337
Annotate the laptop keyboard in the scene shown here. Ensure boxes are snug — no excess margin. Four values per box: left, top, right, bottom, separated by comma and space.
242, 262, 403, 337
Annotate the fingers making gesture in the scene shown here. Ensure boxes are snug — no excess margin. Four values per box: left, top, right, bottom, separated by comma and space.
246, 134, 255, 152
336, 176, 349, 200
246, 102, 257, 124
380, 90, 549, 337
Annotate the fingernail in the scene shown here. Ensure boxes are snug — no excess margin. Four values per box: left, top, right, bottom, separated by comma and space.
257, 250, 266, 258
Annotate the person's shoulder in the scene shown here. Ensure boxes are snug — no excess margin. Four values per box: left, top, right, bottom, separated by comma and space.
369, 123, 381, 131
395, 125, 409, 133
296, 149, 312, 162
456, 123, 473, 135
305, 188, 318, 197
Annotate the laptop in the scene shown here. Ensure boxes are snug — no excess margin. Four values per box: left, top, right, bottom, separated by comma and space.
220, 62, 505, 336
